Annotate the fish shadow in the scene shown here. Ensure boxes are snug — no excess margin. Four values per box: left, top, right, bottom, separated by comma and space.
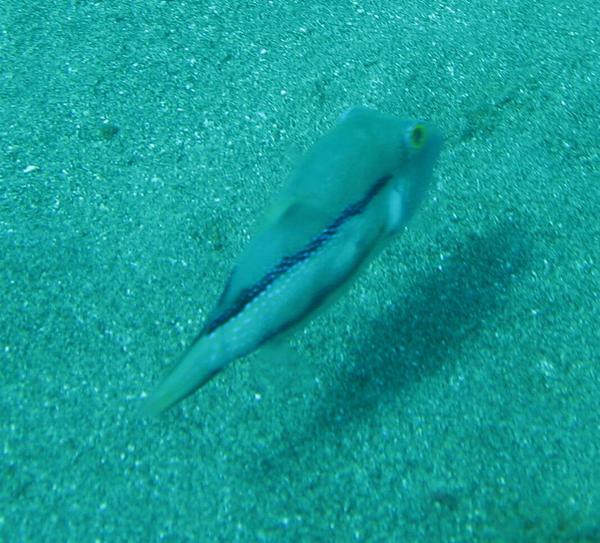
320, 218, 532, 427
248, 216, 533, 476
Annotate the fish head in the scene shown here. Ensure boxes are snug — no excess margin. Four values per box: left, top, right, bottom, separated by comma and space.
393, 118, 443, 224
339, 107, 443, 226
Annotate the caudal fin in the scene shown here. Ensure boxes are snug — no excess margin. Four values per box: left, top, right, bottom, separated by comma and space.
141, 335, 225, 416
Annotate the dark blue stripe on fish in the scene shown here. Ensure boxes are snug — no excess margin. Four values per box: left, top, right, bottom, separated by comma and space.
203, 174, 392, 335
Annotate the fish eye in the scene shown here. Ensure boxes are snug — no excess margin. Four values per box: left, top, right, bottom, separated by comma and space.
408, 123, 427, 149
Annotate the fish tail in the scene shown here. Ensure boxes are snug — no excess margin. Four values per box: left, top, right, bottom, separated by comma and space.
141, 333, 226, 416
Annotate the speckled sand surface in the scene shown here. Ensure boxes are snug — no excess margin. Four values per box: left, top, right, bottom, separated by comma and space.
1, 1, 599, 541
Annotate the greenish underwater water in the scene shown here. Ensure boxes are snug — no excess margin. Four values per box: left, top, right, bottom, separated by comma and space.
1, 1, 599, 541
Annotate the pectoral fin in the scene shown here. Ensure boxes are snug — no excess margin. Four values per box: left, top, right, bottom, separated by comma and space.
251, 336, 318, 399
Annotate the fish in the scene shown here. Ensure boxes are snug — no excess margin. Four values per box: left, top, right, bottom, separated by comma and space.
142, 106, 442, 415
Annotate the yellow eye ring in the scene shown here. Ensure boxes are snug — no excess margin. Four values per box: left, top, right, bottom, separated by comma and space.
409, 123, 427, 149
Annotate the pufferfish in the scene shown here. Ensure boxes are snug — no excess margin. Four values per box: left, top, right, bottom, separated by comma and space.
142, 106, 442, 415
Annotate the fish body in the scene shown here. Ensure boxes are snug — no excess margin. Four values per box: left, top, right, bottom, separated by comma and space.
143, 107, 442, 415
